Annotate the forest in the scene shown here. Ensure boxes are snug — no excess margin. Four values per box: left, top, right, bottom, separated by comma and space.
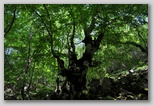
4, 4, 148, 100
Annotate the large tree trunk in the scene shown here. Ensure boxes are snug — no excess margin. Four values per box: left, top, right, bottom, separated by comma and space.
59, 61, 88, 99
59, 33, 104, 99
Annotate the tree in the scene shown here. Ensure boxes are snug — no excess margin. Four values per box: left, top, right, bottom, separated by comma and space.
4, 4, 148, 100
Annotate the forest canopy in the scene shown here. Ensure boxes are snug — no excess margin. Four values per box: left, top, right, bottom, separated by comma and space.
4, 4, 148, 100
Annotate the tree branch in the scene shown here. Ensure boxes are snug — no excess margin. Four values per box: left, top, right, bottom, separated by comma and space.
135, 26, 148, 49
82, 33, 104, 62
33, 9, 51, 35
94, 33, 104, 50
23, 28, 33, 74
120, 41, 148, 55
43, 5, 67, 71
4, 7, 17, 36
84, 12, 98, 36
70, 22, 76, 55
43, 4, 52, 34
33, 6, 66, 71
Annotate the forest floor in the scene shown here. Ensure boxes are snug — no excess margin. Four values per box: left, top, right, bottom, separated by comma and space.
4, 65, 148, 100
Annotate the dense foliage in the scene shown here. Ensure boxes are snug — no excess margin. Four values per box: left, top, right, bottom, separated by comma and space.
4, 4, 148, 100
